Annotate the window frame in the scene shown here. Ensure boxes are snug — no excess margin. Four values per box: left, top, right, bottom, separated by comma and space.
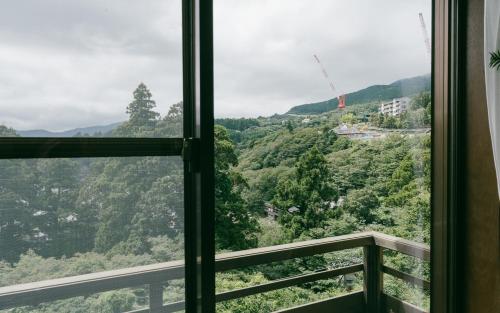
0, 0, 215, 312
431, 0, 464, 312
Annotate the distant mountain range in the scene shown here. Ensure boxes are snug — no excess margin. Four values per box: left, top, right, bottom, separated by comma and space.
15, 74, 431, 136
287, 74, 431, 115
17, 122, 123, 137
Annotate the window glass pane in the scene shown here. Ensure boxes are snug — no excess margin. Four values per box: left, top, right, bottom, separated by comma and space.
0, 156, 184, 311
214, 0, 431, 312
0, 1, 183, 138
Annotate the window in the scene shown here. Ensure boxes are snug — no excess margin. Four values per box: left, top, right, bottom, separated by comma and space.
212, 0, 434, 312
0, 1, 200, 312
0, 0, 460, 312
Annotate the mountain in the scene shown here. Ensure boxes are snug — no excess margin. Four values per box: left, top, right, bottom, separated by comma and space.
287, 74, 431, 115
17, 122, 123, 137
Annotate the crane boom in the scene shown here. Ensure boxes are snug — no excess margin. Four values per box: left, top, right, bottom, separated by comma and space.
313, 54, 336, 93
312, 54, 345, 109
419, 13, 431, 55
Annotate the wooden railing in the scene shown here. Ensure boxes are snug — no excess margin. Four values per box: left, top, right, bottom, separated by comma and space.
0, 231, 430, 313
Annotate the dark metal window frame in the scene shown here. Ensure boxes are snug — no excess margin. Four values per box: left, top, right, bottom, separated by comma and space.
432, 0, 464, 312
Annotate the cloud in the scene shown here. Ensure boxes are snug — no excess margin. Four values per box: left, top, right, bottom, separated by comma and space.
0, 0, 431, 130
213, 0, 432, 117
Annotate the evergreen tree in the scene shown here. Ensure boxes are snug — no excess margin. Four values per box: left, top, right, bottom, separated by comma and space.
125, 83, 159, 127
0, 125, 17, 137
214, 125, 259, 250
0, 127, 36, 262
273, 146, 337, 238
35, 159, 80, 257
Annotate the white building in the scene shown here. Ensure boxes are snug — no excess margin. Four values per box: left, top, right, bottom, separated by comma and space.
379, 97, 410, 116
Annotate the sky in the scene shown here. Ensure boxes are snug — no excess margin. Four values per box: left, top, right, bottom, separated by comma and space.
0, 0, 431, 131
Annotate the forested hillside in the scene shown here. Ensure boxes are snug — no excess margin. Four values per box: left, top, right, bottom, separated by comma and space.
0, 83, 430, 312
287, 74, 431, 115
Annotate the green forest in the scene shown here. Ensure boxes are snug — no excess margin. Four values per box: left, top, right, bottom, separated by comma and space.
0, 83, 431, 312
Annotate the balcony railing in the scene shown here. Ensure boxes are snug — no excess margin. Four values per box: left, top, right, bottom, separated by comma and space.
0, 231, 430, 313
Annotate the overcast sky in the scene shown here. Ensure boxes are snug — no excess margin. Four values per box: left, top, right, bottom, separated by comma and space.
0, 0, 431, 131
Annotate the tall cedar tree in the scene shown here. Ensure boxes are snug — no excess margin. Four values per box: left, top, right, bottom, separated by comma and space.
126, 83, 160, 126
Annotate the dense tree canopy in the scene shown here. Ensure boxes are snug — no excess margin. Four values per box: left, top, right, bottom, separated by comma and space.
0, 85, 431, 312
273, 146, 338, 238
215, 125, 259, 250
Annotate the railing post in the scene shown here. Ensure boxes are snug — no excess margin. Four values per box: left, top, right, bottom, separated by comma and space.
363, 245, 383, 313
149, 283, 164, 313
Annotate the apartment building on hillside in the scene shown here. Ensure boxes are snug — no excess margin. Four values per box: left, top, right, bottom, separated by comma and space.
379, 97, 410, 116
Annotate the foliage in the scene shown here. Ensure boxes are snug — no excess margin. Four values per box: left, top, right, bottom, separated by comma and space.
273, 146, 338, 238
490, 50, 500, 70
344, 188, 379, 224
340, 113, 357, 125
368, 91, 431, 129
0, 82, 432, 311
215, 118, 259, 131
214, 125, 260, 250
125, 83, 159, 127
288, 74, 430, 114
0, 125, 17, 137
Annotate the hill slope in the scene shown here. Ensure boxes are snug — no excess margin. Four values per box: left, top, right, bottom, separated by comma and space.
287, 74, 431, 115
17, 122, 122, 137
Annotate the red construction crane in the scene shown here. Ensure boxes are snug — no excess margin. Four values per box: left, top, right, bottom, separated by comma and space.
419, 13, 431, 56
338, 95, 346, 109
313, 54, 346, 109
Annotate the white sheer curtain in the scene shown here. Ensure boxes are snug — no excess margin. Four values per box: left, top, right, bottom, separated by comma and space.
484, 0, 500, 198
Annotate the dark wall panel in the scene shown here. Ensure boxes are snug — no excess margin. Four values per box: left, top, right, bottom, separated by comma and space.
464, 0, 500, 312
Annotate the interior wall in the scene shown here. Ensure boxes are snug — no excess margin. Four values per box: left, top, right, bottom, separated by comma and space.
464, 0, 500, 312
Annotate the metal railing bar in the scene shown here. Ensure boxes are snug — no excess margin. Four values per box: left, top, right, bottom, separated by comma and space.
382, 266, 430, 290
125, 301, 185, 313
0, 260, 184, 310
134, 289, 368, 313
216, 264, 363, 302
273, 291, 365, 313
0, 138, 184, 159
0, 232, 430, 311
124, 265, 365, 313
372, 232, 430, 262
149, 283, 164, 312
381, 293, 428, 313
215, 232, 374, 272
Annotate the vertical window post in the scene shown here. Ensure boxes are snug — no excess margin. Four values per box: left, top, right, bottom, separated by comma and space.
183, 0, 215, 311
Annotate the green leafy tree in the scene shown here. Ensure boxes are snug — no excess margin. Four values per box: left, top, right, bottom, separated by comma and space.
340, 113, 357, 125
0, 189, 34, 262
273, 146, 337, 238
157, 101, 183, 137
389, 154, 415, 192
0, 125, 17, 137
344, 188, 379, 224
383, 115, 398, 129
0, 128, 36, 262
369, 113, 382, 127
215, 125, 259, 250
93, 185, 134, 253
35, 159, 81, 257
132, 175, 184, 239
410, 92, 431, 110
